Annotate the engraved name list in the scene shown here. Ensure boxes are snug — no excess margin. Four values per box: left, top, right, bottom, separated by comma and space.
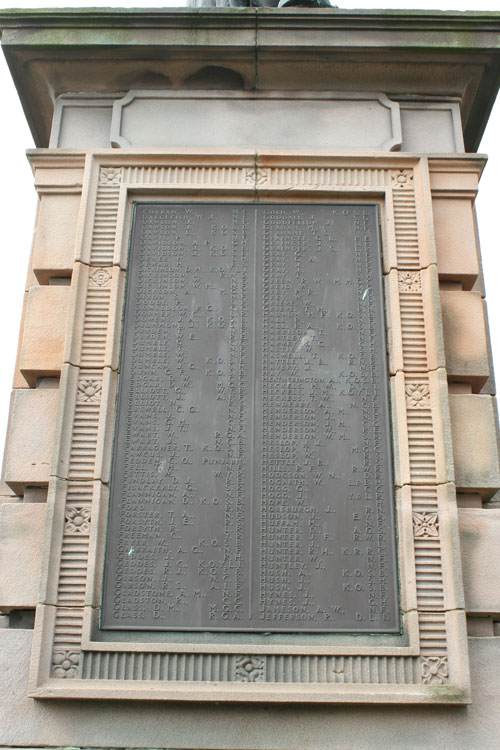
101, 203, 399, 633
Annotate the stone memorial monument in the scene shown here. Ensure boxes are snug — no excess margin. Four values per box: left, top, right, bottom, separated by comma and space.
0, 5, 500, 749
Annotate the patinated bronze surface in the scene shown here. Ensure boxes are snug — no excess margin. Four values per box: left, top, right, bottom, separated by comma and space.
187, 0, 332, 8
101, 203, 399, 632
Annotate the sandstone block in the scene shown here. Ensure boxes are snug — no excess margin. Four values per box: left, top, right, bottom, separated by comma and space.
34, 166, 84, 190
466, 615, 494, 636
433, 197, 479, 289
459, 508, 500, 615
0, 503, 46, 611
0, 391, 22, 499
449, 394, 500, 497
32, 193, 80, 283
23, 487, 48, 503
12, 290, 30, 389
19, 286, 70, 387
3, 389, 59, 494
441, 290, 489, 388
429, 167, 479, 193
0, 495, 22, 507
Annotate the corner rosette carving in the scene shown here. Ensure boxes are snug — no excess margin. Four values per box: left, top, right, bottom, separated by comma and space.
390, 168, 413, 188
236, 655, 264, 682
405, 383, 430, 409
421, 656, 448, 685
77, 379, 102, 404
53, 650, 80, 679
398, 271, 421, 293
99, 167, 122, 185
245, 168, 269, 186
89, 267, 112, 288
413, 511, 439, 538
65, 506, 91, 535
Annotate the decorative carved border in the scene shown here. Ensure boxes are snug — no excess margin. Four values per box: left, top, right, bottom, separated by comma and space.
30, 153, 468, 703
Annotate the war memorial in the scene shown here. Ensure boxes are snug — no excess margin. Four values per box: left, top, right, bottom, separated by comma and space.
0, 4, 500, 748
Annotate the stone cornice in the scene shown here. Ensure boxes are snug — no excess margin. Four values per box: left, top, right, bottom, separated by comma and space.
1, 8, 500, 150
1, 7, 500, 30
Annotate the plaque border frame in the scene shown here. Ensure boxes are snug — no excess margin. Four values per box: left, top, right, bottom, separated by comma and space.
30, 151, 470, 704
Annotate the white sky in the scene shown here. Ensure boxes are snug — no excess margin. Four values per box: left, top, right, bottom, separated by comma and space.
0, 0, 499, 461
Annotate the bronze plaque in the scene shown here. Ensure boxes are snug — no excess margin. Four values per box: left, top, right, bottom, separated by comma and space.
101, 203, 399, 632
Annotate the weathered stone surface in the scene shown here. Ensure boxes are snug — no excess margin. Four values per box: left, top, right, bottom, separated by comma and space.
0, 629, 499, 748
12, 290, 30, 389
441, 290, 489, 388
385, 266, 445, 375
32, 193, 80, 284
2, 8, 499, 151
457, 492, 483, 509
22, 487, 47, 504
0, 504, 46, 610
0, 495, 21, 507
428, 164, 480, 194
449, 394, 500, 498
8, 610, 36, 629
3, 389, 58, 494
109, 90, 401, 151
459, 509, 500, 616
19, 286, 70, 387
64, 263, 125, 370
433, 197, 479, 290
50, 366, 116, 484
53, 101, 113, 149
33, 166, 84, 190
466, 616, 494, 637
400, 103, 463, 152
0, 392, 22, 500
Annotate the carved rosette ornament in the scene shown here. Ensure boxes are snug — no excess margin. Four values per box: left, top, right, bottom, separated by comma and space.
405, 383, 430, 409
413, 511, 439, 538
398, 271, 421, 293
65, 507, 91, 535
77, 379, 102, 404
52, 650, 80, 679
89, 267, 112, 288
235, 655, 265, 682
245, 168, 270, 186
421, 656, 448, 685
390, 168, 414, 188
99, 167, 122, 185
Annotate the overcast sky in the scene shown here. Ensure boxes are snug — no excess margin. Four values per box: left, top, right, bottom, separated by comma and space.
0, 0, 499, 459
